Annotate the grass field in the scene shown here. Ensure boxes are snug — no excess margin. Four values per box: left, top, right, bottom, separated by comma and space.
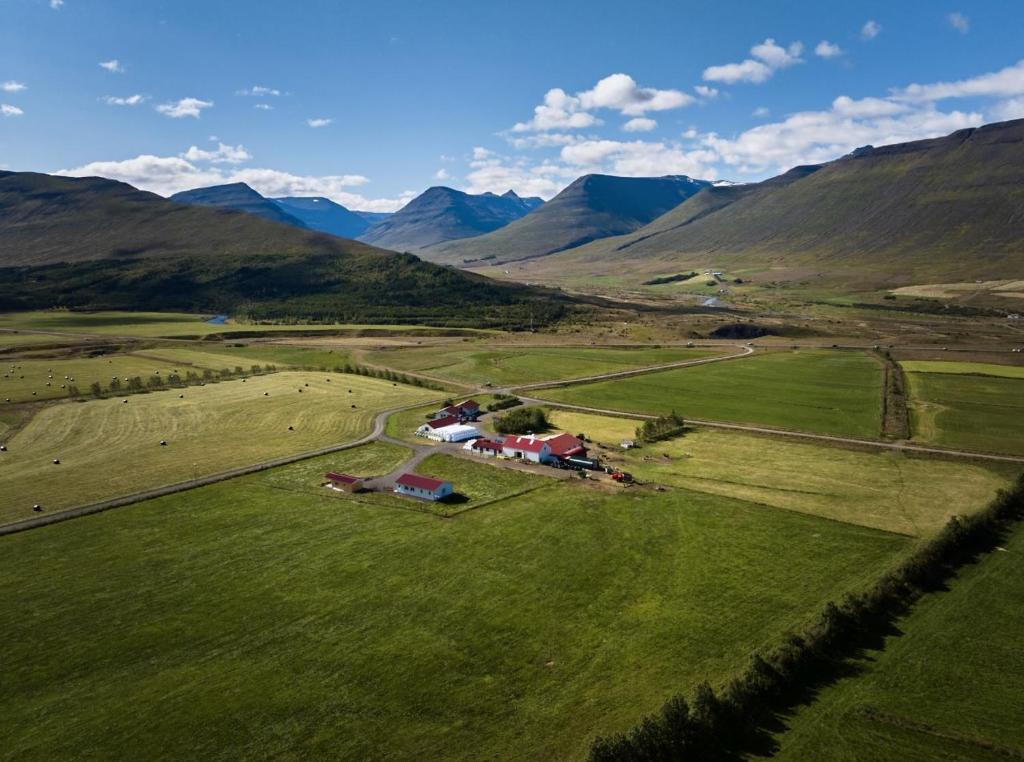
133, 344, 354, 373
773, 522, 1024, 760
0, 469, 910, 760
361, 345, 719, 386
900, 360, 1024, 379
0, 311, 497, 339
0, 354, 205, 403
0, 372, 436, 523
548, 410, 1014, 536
540, 350, 884, 438
905, 370, 1024, 455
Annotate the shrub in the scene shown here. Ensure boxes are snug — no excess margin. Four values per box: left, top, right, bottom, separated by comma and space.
494, 406, 549, 435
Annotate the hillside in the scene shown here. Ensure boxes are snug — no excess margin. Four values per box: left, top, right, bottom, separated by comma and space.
357, 186, 543, 251
273, 196, 370, 238
511, 119, 1024, 290
170, 182, 307, 227
0, 171, 568, 327
421, 174, 711, 266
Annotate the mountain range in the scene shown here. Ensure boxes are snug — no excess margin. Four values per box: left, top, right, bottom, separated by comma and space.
0, 171, 565, 327
475, 119, 1024, 290
170, 183, 308, 228
420, 174, 712, 265
356, 186, 544, 251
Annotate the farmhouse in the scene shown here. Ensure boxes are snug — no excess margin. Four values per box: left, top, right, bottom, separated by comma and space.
432, 399, 481, 421
501, 435, 552, 463
394, 473, 453, 501
541, 433, 586, 460
424, 423, 481, 442
324, 472, 363, 493
466, 438, 504, 457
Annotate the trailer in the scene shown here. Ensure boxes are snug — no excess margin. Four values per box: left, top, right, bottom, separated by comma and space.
564, 455, 602, 471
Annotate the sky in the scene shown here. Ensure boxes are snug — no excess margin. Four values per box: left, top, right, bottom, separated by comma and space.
2, 0, 1023, 211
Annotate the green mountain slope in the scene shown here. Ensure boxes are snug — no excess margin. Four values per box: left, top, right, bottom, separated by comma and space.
517, 119, 1024, 289
357, 186, 543, 251
0, 171, 568, 327
170, 182, 308, 228
421, 174, 711, 265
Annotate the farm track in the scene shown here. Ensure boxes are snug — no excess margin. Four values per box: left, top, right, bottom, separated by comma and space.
4, 340, 1024, 537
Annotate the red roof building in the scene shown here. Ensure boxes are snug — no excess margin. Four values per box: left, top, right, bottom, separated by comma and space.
394, 473, 454, 501
501, 435, 553, 463
470, 438, 504, 455
426, 415, 460, 429
542, 433, 586, 459
324, 472, 363, 492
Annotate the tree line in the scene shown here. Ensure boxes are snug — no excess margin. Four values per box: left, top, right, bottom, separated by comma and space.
77, 364, 279, 399
589, 473, 1024, 761
635, 411, 686, 444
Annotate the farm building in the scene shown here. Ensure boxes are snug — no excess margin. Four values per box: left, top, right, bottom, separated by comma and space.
324, 472, 363, 493
541, 433, 586, 460
424, 423, 481, 442
501, 435, 552, 463
416, 415, 460, 436
394, 473, 453, 501
432, 399, 481, 421
466, 438, 504, 457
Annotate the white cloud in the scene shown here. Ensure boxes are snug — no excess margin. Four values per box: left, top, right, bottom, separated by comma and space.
156, 97, 213, 118
99, 59, 124, 73
894, 59, 1024, 102
704, 38, 803, 84
434, 168, 450, 180
181, 142, 252, 164
861, 20, 881, 40
505, 132, 583, 150
102, 94, 146, 106
990, 97, 1024, 121
50, 0, 63, 8
832, 95, 909, 117
306, 117, 332, 128
1, 104, 24, 117
560, 139, 716, 178
254, 103, 273, 110
513, 88, 599, 132
753, 106, 770, 117
622, 117, 657, 132
463, 149, 574, 198
236, 85, 282, 96
55, 152, 413, 212
694, 85, 719, 99
947, 12, 969, 33
1, 81, 27, 93
815, 40, 843, 58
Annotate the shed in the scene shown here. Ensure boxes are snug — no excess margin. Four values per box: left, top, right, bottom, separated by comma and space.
468, 438, 504, 457
325, 472, 363, 493
394, 473, 453, 501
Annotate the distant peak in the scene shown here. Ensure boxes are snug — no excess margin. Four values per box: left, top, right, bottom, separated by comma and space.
501, 189, 521, 199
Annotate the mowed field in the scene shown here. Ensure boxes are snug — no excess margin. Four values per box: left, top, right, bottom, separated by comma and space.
0, 354, 197, 403
773, 521, 1024, 761
0, 372, 437, 523
0, 453, 910, 761
904, 366, 1024, 455
541, 350, 884, 438
548, 410, 1014, 536
361, 344, 720, 386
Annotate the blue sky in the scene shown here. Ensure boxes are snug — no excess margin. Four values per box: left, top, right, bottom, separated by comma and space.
2, 0, 1023, 210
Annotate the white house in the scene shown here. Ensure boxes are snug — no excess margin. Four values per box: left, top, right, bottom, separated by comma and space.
501, 435, 552, 463
394, 473, 453, 501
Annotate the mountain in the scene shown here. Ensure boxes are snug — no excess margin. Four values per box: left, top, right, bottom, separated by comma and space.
510, 119, 1024, 289
0, 171, 568, 327
170, 182, 307, 228
357, 186, 545, 251
420, 174, 711, 266
354, 210, 392, 225
273, 196, 370, 238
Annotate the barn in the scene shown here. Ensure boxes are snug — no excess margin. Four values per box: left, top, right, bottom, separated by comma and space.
394, 473, 453, 501
501, 435, 552, 463
324, 472, 363, 493
416, 415, 460, 437
541, 433, 586, 461
432, 399, 481, 421
466, 438, 504, 457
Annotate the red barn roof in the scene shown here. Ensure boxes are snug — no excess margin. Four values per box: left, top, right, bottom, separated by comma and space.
396, 473, 448, 491
543, 433, 585, 457
472, 438, 504, 451
325, 472, 360, 484
427, 415, 460, 429
502, 435, 550, 454
459, 399, 480, 409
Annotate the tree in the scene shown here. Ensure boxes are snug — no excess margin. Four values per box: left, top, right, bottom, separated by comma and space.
89, 381, 102, 398
494, 406, 549, 435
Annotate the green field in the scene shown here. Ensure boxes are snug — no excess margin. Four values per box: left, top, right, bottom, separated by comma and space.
0, 354, 207, 403
0, 311, 496, 339
0, 465, 909, 760
361, 345, 718, 386
900, 360, 1024, 379
133, 344, 354, 373
0, 372, 436, 523
774, 522, 1024, 760
541, 350, 884, 438
548, 410, 1013, 536
906, 370, 1024, 455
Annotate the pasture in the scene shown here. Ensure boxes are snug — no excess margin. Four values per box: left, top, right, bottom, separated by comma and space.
360, 344, 719, 387
773, 522, 1024, 760
905, 370, 1024, 455
900, 360, 1024, 379
132, 344, 353, 373
0, 372, 436, 523
0, 354, 202, 403
540, 350, 884, 438
0, 470, 909, 760
549, 410, 1013, 536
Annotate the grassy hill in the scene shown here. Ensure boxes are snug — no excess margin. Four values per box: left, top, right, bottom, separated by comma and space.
357, 186, 543, 251
0, 171, 569, 327
421, 174, 711, 265
507, 119, 1024, 290
169, 182, 308, 228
